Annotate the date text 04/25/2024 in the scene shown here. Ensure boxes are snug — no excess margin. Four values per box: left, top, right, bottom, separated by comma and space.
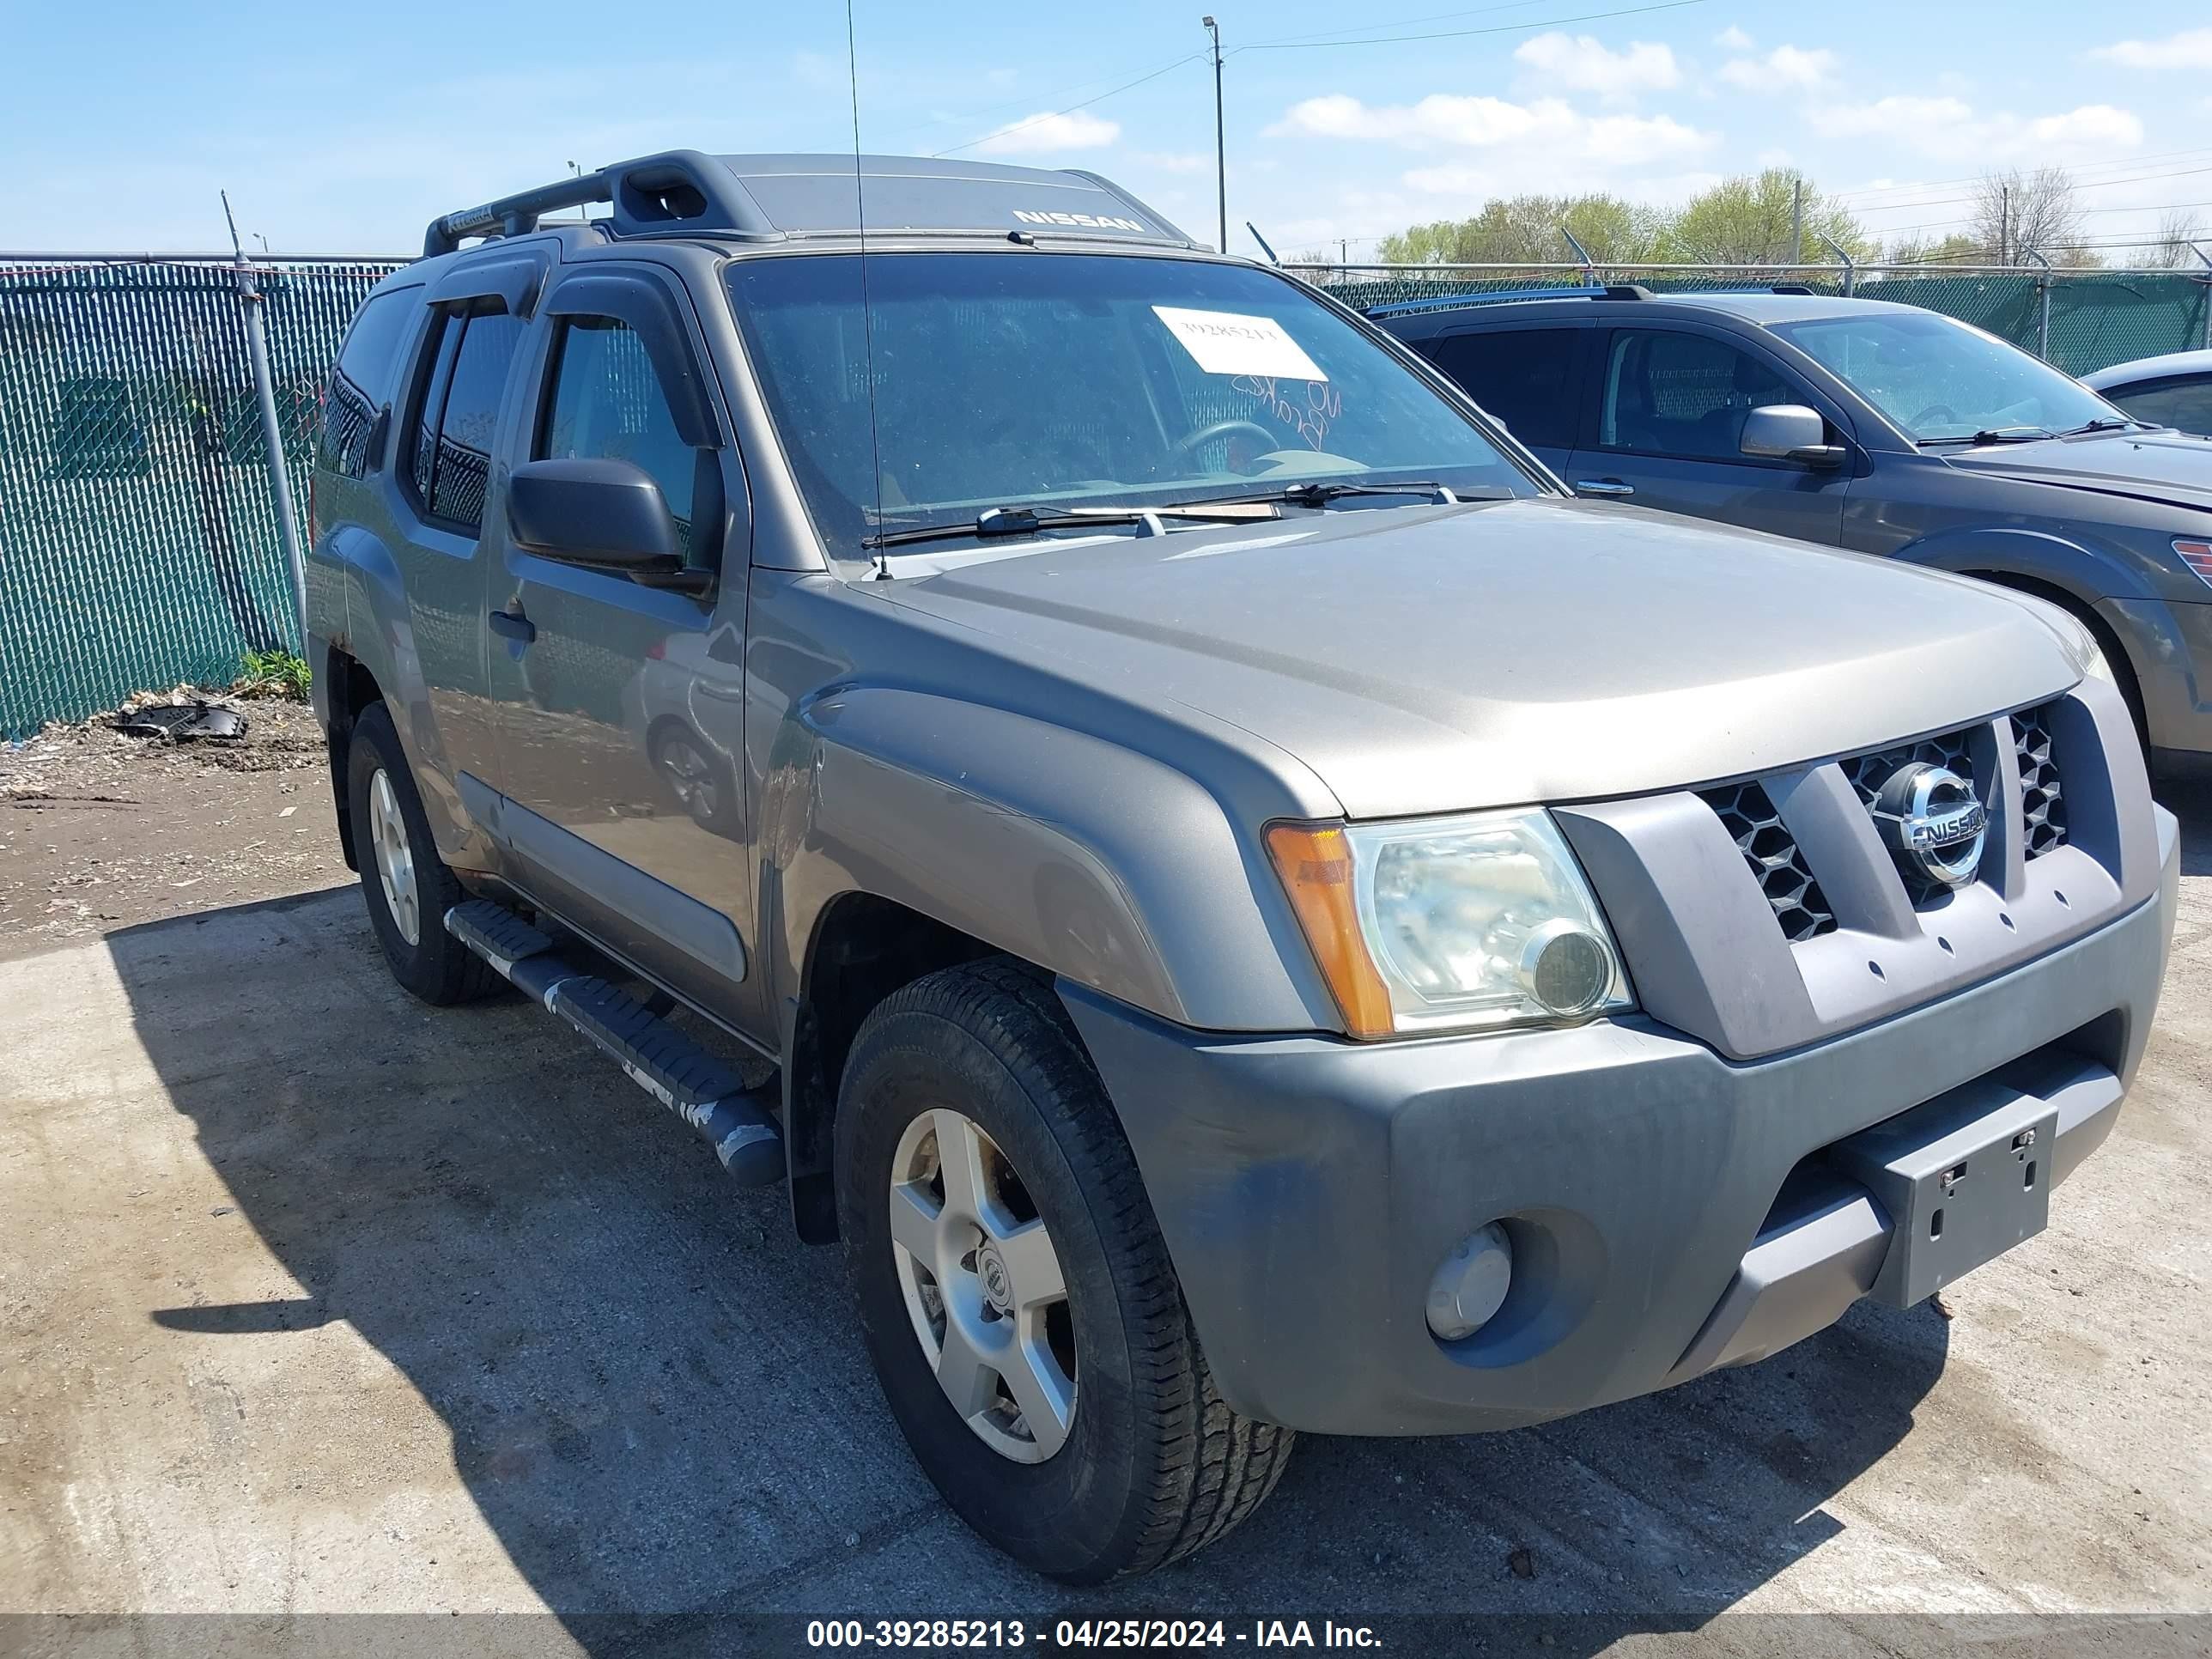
805, 1619, 1384, 1649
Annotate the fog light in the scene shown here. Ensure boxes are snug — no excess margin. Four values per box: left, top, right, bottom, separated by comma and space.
1519, 919, 1613, 1018
1425, 1222, 1513, 1341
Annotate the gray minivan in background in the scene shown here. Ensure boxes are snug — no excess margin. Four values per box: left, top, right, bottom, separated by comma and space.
1377, 289, 2212, 775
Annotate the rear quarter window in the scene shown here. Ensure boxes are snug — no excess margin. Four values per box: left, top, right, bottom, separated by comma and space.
318, 286, 425, 478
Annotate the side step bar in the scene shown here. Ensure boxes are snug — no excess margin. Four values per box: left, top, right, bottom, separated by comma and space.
445, 900, 783, 1186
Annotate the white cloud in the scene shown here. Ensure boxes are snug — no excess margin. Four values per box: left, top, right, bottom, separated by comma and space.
969, 109, 1120, 155
1714, 25, 1754, 52
1808, 94, 1973, 138
1718, 45, 1838, 93
1511, 33, 1679, 100
1808, 96, 2142, 159
2090, 28, 2212, 70
1270, 92, 1714, 167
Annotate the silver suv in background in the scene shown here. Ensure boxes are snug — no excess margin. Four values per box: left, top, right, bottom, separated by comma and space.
1376, 289, 2212, 776
307, 152, 2179, 1581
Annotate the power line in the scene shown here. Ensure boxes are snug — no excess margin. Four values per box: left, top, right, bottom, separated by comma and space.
932, 52, 1206, 157
1235, 0, 1706, 52
1237, 0, 1565, 51
1850, 162, 2212, 216
1833, 146, 2212, 202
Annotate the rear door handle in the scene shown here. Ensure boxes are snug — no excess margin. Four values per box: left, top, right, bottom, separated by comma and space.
489, 608, 536, 643
1575, 478, 1634, 497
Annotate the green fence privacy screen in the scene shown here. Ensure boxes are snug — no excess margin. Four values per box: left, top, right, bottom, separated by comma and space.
1297, 264, 2212, 377
0, 257, 403, 737
2, 255, 2209, 738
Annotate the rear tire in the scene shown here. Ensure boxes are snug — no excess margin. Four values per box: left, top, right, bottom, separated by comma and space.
836, 959, 1292, 1582
345, 702, 501, 1006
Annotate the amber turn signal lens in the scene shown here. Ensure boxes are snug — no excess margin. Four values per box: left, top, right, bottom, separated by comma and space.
1265, 822, 1395, 1039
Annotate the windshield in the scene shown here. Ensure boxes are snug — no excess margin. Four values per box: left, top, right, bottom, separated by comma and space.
1771, 310, 2125, 442
726, 252, 1540, 550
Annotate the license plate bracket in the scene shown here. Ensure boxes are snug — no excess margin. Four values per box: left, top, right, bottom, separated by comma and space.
1829, 1079, 2057, 1309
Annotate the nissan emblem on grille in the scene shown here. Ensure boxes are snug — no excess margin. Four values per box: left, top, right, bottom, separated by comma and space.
1872, 763, 1988, 890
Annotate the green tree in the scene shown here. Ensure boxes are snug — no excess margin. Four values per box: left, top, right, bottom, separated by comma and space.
1658, 169, 1871, 266
1378, 193, 1667, 266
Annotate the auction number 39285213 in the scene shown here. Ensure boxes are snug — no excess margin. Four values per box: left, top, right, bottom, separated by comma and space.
805, 1620, 1383, 1649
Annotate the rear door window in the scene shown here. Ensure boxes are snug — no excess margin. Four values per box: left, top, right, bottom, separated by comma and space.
1597, 329, 1801, 460
401, 305, 527, 532
318, 285, 422, 477
1425, 328, 1585, 449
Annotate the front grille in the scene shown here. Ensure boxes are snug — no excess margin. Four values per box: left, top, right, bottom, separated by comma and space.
1702, 780, 1837, 942
2014, 703, 2069, 858
1838, 727, 1977, 814
1840, 726, 1979, 904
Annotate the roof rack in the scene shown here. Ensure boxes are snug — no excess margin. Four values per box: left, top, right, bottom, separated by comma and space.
424, 150, 780, 257
424, 151, 1194, 259
1363, 283, 1651, 320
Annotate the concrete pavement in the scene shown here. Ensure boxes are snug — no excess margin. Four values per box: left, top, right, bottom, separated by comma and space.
3, 788, 2208, 1656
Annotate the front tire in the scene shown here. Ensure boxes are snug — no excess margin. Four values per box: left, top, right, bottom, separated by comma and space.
836, 960, 1292, 1582
345, 702, 501, 1006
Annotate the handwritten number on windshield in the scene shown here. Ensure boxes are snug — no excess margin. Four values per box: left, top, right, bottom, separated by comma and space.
1231, 374, 1343, 451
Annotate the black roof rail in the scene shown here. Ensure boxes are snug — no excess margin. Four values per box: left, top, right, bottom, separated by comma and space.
1771, 283, 1815, 295
1603, 283, 1654, 300
424, 150, 779, 258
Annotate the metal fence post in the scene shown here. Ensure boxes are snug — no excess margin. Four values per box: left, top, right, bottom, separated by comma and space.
2023, 247, 2054, 362
218, 196, 310, 658
1818, 232, 1856, 297
2193, 243, 2212, 350
1559, 227, 1596, 289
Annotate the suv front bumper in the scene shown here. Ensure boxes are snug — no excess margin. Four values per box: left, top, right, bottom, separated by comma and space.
1060, 808, 2178, 1437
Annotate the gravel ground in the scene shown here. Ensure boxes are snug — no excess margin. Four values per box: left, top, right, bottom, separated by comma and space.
0, 692, 346, 960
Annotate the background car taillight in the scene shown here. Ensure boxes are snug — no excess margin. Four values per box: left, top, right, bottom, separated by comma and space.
2177, 538, 2212, 586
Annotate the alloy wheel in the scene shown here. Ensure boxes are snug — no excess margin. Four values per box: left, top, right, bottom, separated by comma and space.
367, 767, 421, 946
888, 1108, 1077, 1462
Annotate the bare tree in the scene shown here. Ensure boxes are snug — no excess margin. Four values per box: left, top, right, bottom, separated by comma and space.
2148, 210, 2208, 270
1972, 167, 2083, 264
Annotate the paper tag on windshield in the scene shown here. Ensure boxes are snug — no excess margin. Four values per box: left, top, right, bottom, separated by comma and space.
1152, 307, 1328, 382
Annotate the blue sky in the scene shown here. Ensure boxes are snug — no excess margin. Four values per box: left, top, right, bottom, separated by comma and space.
6, 1, 2211, 262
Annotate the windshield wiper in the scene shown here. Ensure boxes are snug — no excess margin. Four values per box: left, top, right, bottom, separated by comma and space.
861, 501, 1281, 550
1165, 478, 1508, 512
2057, 417, 2149, 436
1917, 425, 2056, 447
1278, 479, 1461, 506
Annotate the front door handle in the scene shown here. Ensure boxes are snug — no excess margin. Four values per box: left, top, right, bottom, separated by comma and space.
1575, 478, 1635, 497
489, 608, 536, 644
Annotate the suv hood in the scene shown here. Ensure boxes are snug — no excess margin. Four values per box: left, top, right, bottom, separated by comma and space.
1939, 426, 2212, 514
874, 499, 2092, 818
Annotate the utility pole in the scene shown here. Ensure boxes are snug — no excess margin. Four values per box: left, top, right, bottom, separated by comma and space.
1790, 176, 1803, 269
1202, 15, 1225, 254
1999, 183, 2009, 264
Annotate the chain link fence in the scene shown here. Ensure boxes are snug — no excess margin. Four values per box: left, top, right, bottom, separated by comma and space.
0, 255, 404, 737
3, 253, 2210, 738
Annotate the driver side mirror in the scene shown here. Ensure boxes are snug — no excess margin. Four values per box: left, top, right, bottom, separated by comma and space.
507, 457, 684, 574
1741, 404, 1847, 470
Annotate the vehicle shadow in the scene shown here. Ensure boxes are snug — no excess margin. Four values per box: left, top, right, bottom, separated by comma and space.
2159, 775, 2212, 878
104, 886, 1950, 1650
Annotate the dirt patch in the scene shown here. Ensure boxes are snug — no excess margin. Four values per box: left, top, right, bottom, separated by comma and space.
0, 692, 350, 960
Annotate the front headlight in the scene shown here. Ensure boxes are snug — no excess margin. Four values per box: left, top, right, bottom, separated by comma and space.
1267, 810, 1635, 1039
